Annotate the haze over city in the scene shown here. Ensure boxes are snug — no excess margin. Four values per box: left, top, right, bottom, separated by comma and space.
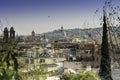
0, 0, 119, 35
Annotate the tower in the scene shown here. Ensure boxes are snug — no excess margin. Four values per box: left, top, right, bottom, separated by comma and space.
31, 30, 35, 37
61, 26, 63, 32
61, 26, 66, 37
43, 34, 46, 47
10, 27, 15, 40
3, 27, 9, 43
3, 27, 15, 43
10, 27, 15, 43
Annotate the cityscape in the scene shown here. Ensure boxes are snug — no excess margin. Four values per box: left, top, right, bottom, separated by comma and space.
0, 0, 120, 80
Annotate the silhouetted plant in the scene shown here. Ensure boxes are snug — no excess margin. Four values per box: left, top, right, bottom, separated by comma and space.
0, 43, 21, 80
99, 0, 113, 80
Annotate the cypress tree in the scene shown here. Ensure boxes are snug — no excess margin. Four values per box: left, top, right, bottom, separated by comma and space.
99, 10, 113, 80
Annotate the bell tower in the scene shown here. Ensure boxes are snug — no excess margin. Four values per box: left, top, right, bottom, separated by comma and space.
3, 27, 9, 43
10, 27, 15, 39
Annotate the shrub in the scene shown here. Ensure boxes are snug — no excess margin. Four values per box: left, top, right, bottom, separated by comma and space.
61, 70, 101, 80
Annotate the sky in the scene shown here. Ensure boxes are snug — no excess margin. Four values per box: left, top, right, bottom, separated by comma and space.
0, 0, 119, 35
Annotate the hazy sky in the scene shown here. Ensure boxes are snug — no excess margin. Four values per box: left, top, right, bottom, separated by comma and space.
0, 0, 119, 35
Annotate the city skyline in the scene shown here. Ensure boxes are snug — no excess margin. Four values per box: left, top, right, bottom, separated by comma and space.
0, 0, 119, 35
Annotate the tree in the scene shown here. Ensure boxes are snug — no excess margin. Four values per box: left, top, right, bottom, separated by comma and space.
61, 70, 100, 80
20, 64, 47, 80
99, 7, 113, 80
0, 44, 21, 80
0, 27, 21, 80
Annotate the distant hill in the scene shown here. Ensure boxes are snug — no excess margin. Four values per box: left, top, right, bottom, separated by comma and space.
42, 27, 101, 37
42, 27, 120, 40
39, 26, 120, 45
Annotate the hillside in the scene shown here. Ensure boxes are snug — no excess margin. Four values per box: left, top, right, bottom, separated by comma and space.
42, 27, 120, 40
